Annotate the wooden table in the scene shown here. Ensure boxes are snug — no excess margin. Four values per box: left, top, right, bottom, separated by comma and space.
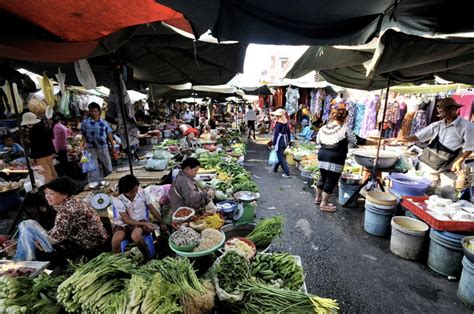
103, 166, 169, 184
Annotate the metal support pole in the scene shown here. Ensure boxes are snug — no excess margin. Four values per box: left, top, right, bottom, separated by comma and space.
8, 83, 36, 187
115, 66, 134, 176
370, 75, 392, 180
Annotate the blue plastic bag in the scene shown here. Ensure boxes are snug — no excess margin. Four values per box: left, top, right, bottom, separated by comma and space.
268, 150, 279, 166
81, 150, 97, 173
14, 220, 54, 261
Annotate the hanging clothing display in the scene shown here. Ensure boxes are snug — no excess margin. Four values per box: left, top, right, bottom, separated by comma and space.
274, 87, 285, 108
346, 101, 356, 129
399, 111, 416, 138
410, 110, 428, 135
322, 95, 332, 122
353, 102, 365, 136
359, 95, 378, 138
285, 87, 299, 115
452, 93, 474, 120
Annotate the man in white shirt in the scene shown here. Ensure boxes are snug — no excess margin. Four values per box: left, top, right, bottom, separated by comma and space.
245, 105, 257, 140
182, 108, 194, 124
395, 98, 474, 199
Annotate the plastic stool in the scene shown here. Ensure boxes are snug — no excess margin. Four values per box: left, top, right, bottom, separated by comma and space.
120, 233, 156, 257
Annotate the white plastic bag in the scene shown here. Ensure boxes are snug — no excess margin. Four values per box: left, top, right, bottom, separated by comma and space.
74, 59, 97, 89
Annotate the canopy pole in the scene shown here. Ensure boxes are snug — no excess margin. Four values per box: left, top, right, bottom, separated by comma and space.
8, 83, 36, 188
115, 65, 134, 176
370, 75, 391, 180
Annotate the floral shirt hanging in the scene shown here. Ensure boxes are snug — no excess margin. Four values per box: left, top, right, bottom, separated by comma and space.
285, 87, 299, 115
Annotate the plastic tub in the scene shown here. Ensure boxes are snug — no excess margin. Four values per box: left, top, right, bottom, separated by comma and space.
389, 173, 431, 196
390, 216, 429, 260
427, 229, 465, 277
366, 191, 398, 207
458, 256, 474, 309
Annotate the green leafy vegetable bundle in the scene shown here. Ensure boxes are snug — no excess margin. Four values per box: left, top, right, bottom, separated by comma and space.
246, 216, 284, 246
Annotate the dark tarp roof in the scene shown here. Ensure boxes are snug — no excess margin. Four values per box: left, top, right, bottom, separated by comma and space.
157, 0, 474, 45
371, 30, 474, 85
243, 85, 272, 95
286, 30, 474, 90
285, 45, 400, 90
2, 23, 247, 87
150, 84, 240, 100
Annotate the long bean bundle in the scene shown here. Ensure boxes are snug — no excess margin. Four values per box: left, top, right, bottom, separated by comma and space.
247, 216, 284, 246
240, 280, 339, 313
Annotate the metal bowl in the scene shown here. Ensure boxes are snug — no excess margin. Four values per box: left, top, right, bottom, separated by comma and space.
352, 149, 400, 169
87, 181, 99, 190
218, 223, 270, 253
234, 191, 260, 202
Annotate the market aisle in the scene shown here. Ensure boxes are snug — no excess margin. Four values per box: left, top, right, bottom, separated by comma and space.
245, 136, 470, 313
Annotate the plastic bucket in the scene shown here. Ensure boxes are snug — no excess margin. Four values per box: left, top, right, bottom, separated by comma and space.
338, 181, 360, 208
458, 256, 474, 309
363, 202, 396, 237
390, 216, 429, 260
427, 229, 464, 277
388, 173, 431, 196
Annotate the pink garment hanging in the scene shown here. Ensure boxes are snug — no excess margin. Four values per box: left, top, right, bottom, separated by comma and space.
452, 94, 474, 120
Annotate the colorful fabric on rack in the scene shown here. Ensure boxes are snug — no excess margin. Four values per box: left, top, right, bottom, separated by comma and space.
360, 95, 377, 138
353, 102, 365, 136
399, 111, 416, 138
410, 110, 428, 136
452, 94, 474, 120
322, 95, 333, 122
285, 87, 299, 115
310, 89, 318, 114
385, 101, 400, 123
346, 101, 356, 129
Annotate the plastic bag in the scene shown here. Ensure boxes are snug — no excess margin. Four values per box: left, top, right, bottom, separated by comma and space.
81, 150, 97, 173
212, 251, 247, 302
145, 158, 168, 171
268, 150, 279, 166
14, 220, 54, 261
393, 156, 413, 172
74, 59, 97, 89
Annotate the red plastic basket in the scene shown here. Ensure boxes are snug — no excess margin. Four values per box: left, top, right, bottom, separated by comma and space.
401, 196, 474, 232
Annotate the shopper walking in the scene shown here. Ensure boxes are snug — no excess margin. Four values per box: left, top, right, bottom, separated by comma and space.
271, 109, 291, 178
245, 105, 257, 140
51, 113, 71, 177
21, 112, 57, 183
315, 104, 356, 212
81, 102, 115, 182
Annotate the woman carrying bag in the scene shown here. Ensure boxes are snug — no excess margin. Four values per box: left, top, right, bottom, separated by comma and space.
271, 109, 292, 178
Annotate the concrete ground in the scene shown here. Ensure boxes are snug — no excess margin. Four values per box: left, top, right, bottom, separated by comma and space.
245, 136, 471, 313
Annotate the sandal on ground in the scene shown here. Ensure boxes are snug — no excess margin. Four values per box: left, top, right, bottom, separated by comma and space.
314, 198, 322, 205
320, 204, 337, 212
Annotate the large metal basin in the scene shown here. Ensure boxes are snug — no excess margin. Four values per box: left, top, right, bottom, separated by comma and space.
352, 149, 400, 169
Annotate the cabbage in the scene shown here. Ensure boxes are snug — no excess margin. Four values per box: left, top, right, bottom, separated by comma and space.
215, 190, 227, 201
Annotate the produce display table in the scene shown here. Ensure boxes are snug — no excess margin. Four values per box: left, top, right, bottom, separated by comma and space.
104, 167, 169, 184
401, 196, 474, 232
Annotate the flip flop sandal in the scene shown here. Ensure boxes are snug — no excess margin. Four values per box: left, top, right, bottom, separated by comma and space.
314, 199, 322, 205
320, 204, 337, 212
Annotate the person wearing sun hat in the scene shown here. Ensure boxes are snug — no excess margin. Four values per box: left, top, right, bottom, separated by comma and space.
271, 108, 292, 178
21, 112, 57, 183
180, 127, 201, 155
392, 97, 474, 200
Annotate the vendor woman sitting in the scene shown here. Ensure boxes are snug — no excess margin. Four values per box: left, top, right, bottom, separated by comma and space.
19, 177, 109, 265
180, 128, 201, 154
111, 175, 167, 259
170, 157, 215, 213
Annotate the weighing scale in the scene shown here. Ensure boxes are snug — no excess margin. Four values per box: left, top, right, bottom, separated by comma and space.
233, 191, 259, 225
90, 193, 111, 211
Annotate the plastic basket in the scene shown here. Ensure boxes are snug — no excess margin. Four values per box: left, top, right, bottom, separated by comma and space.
401, 196, 474, 232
